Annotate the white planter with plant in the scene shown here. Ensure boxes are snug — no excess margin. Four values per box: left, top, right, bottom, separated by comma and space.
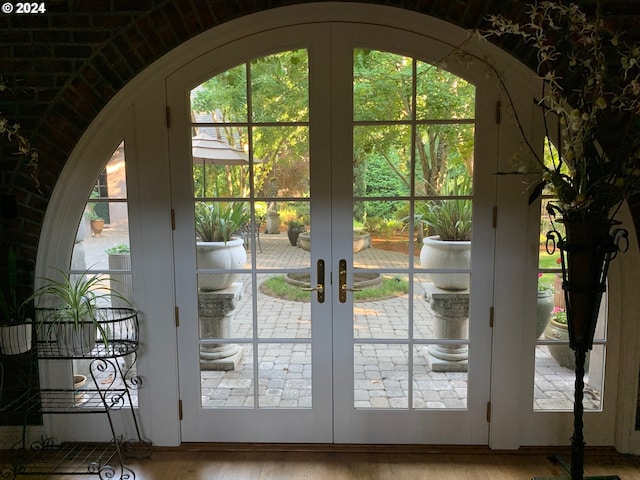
0, 248, 33, 355
32, 269, 129, 357
106, 243, 132, 308
417, 178, 472, 291
195, 202, 250, 291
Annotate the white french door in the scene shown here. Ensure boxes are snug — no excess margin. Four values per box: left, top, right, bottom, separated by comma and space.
168, 22, 497, 444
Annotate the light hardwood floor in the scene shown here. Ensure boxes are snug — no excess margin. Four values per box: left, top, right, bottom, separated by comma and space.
4, 444, 639, 479
108, 445, 640, 479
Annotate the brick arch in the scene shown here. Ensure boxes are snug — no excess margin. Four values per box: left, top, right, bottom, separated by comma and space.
1, 0, 637, 274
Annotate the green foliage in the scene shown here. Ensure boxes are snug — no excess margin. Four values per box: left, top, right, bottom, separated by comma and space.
415, 175, 472, 241
105, 244, 130, 255
195, 202, 251, 243
553, 307, 567, 325
537, 273, 555, 292
363, 217, 403, 237
31, 269, 130, 346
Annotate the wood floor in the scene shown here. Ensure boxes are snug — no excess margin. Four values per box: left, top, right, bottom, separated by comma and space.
4, 444, 639, 479
78, 445, 640, 479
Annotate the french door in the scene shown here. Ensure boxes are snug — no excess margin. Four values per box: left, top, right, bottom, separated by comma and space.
168, 23, 497, 444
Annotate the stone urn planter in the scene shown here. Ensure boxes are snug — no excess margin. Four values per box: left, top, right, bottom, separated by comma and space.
420, 236, 471, 291
544, 318, 590, 371
107, 248, 132, 308
536, 290, 554, 339
196, 237, 247, 291
287, 224, 306, 246
297, 231, 371, 253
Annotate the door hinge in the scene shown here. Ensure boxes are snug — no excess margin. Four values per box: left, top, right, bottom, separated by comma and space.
489, 306, 494, 328
495, 100, 501, 124
486, 402, 491, 423
166, 106, 171, 128
175, 306, 180, 327
179, 399, 183, 420
492, 206, 497, 228
171, 208, 176, 230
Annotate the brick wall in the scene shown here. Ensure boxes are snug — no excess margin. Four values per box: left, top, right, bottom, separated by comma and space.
0, 0, 639, 300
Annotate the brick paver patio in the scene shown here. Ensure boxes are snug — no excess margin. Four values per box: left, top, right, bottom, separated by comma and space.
78, 223, 601, 413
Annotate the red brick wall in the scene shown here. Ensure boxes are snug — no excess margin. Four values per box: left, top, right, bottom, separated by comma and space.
0, 0, 639, 292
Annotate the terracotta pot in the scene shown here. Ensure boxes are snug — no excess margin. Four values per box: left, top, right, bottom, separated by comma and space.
90, 219, 105, 237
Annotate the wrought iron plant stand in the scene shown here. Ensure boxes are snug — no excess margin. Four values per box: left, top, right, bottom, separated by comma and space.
0, 308, 151, 479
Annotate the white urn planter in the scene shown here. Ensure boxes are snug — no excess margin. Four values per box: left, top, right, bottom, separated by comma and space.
196, 237, 247, 291
55, 321, 97, 357
0, 322, 32, 355
420, 236, 471, 291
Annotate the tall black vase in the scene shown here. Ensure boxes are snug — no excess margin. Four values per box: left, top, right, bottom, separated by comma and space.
555, 220, 625, 480
561, 221, 614, 351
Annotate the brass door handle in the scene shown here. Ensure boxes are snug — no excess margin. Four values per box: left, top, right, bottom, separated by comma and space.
338, 259, 361, 303
302, 259, 325, 303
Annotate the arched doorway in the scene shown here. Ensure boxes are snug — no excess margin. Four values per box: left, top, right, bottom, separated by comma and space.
34, 4, 637, 449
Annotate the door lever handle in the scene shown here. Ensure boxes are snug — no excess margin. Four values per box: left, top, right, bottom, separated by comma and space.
340, 284, 362, 292
302, 259, 325, 303
338, 259, 361, 303
302, 284, 324, 292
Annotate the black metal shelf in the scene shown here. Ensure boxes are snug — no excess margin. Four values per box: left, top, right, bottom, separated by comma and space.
2, 388, 133, 414
0, 308, 149, 479
35, 307, 139, 360
36, 339, 137, 359
4, 441, 135, 478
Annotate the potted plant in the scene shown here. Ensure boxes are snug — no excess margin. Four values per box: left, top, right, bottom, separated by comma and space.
544, 307, 590, 371
87, 208, 104, 237
417, 176, 472, 291
106, 244, 132, 308
286, 219, 306, 246
195, 202, 250, 291
31, 269, 129, 356
0, 248, 33, 355
536, 273, 554, 338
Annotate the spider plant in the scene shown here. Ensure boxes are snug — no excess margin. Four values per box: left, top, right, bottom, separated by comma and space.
31, 268, 130, 351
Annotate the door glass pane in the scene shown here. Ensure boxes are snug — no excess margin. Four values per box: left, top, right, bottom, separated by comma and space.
353, 125, 411, 197
70, 141, 137, 407
258, 343, 312, 408
413, 345, 468, 409
533, 139, 606, 411
253, 126, 309, 199
192, 127, 250, 199
415, 62, 475, 120
535, 198, 606, 411
353, 50, 412, 121
191, 63, 247, 124
354, 200, 411, 270
352, 50, 475, 412
354, 343, 409, 409
251, 50, 309, 123
190, 50, 311, 410
201, 343, 254, 408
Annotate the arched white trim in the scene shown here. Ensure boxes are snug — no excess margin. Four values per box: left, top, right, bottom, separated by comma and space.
29, 2, 640, 450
